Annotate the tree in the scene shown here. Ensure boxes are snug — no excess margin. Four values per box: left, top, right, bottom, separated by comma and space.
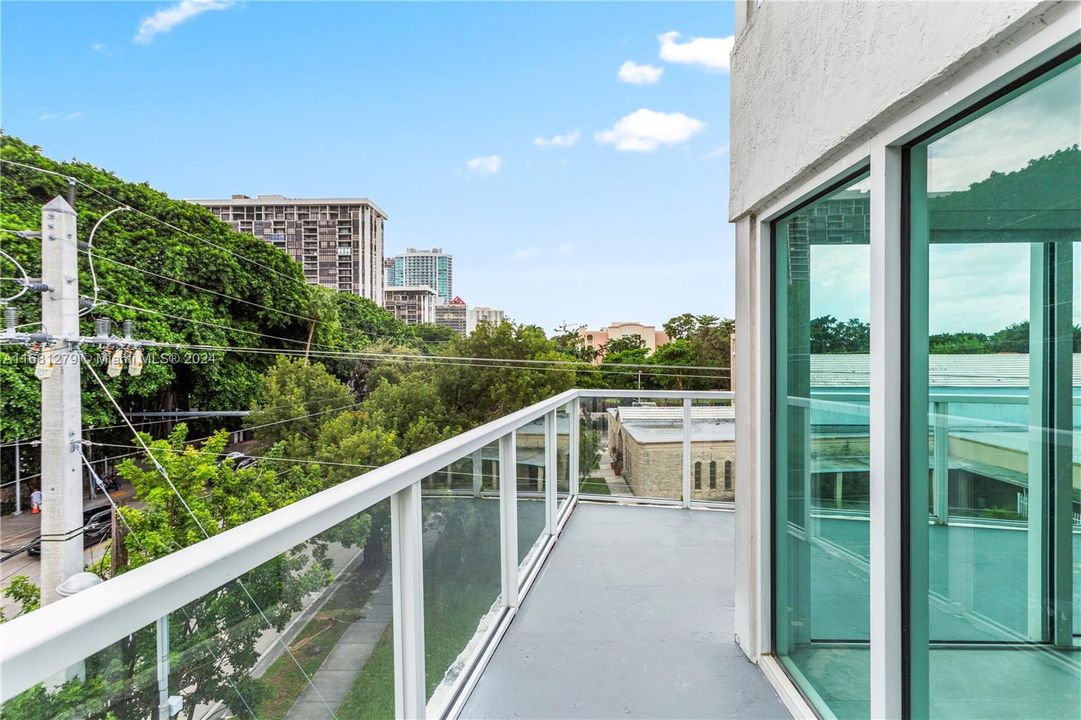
0, 425, 374, 719
602, 334, 646, 355
662, 313, 698, 341
246, 357, 356, 447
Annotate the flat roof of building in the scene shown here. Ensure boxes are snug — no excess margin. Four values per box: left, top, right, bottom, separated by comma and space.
189, 195, 387, 218
812, 353, 1081, 387
385, 285, 437, 295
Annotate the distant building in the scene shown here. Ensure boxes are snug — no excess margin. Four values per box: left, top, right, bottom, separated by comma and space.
435, 296, 468, 336
467, 306, 505, 334
578, 322, 670, 361
191, 195, 386, 303
384, 285, 437, 325
607, 405, 735, 502
385, 247, 453, 305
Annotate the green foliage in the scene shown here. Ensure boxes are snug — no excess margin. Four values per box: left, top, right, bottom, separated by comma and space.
246, 357, 356, 447
810, 315, 870, 354
432, 322, 576, 426
1, 575, 40, 621
602, 333, 646, 354
0, 134, 413, 445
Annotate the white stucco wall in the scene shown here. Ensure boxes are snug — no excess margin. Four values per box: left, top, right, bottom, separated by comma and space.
728, 0, 1070, 220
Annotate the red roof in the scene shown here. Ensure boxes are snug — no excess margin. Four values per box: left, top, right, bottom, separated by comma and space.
449, 296, 466, 305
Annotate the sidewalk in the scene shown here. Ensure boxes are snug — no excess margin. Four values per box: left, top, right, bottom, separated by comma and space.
283, 571, 393, 720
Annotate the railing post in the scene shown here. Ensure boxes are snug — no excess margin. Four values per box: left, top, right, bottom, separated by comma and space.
682, 398, 692, 508
156, 614, 170, 720
391, 482, 426, 719
932, 401, 949, 524
569, 398, 580, 498
472, 449, 483, 498
545, 411, 557, 534
499, 433, 519, 607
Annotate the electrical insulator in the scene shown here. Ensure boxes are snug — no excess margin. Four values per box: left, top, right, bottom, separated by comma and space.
128, 347, 144, 377
107, 347, 124, 378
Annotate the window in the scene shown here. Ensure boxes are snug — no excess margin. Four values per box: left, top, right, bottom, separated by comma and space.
903, 55, 1080, 719
772, 170, 870, 718
709, 461, 717, 489
724, 460, 732, 492
694, 462, 702, 490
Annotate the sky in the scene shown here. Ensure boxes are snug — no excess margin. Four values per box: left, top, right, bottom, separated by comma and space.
0, 0, 734, 335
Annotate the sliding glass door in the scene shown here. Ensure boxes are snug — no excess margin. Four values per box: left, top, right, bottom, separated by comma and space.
773, 171, 872, 718
905, 55, 1080, 718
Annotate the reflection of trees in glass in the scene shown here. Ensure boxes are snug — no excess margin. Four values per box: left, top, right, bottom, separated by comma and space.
811, 316, 1081, 354
810, 315, 870, 353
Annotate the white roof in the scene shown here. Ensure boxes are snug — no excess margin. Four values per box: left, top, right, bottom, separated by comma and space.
811, 354, 1081, 387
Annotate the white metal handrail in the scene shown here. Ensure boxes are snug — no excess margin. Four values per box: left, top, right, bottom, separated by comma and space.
0, 387, 733, 709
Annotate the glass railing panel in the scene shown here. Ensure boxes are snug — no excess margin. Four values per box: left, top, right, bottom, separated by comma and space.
420, 444, 503, 716
689, 397, 736, 504
579, 394, 685, 501
556, 403, 571, 512
516, 419, 548, 570
1, 500, 394, 720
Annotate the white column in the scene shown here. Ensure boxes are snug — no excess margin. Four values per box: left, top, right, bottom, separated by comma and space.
932, 401, 949, 525
39, 196, 83, 607
471, 449, 482, 498
869, 144, 904, 720
156, 615, 170, 720
682, 398, 692, 508
391, 482, 426, 719
569, 398, 580, 498
499, 433, 519, 607
544, 411, 557, 534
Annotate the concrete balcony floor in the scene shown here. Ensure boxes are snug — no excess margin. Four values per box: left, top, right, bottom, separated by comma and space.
461, 503, 789, 719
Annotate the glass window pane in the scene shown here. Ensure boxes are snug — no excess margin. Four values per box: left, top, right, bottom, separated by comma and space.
580, 395, 686, 500
773, 172, 871, 719
421, 445, 503, 715
691, 397, 736, 502
557, 403, 571, 511
0, 502, 395, 720
516, 418, 548, 570
909, 57, 1080, 718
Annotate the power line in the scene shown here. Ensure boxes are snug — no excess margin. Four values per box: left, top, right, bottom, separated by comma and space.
0, 159, 310, 290
81, 354, 342, 720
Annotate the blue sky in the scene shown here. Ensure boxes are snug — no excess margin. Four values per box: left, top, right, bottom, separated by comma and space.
1, 1, 733, 334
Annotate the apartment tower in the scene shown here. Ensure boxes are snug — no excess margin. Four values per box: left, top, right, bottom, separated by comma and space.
385, 247, 453, 305
192, 195, 386, 304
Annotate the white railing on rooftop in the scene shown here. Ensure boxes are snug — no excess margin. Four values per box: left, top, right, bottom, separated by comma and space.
0, 388, 732, 720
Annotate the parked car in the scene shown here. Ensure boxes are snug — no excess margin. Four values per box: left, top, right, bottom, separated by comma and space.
27, 507, 113, 557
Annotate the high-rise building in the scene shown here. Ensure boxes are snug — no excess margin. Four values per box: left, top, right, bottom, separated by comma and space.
192, 195, 386, 303
466, 306, 505, 334
384, 248, 453, 305
434, 296, 468, 336
384, 286, 437, 326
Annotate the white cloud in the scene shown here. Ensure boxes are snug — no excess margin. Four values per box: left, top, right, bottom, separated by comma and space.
618, 60, 663, 85
657, 31, 733, 72
513, 247, 541, 260
465, 155, 504, 176
705, 145, 728, 159
512, 243, 575, 261
534, 130, 581, 148
38, 111, 82, 122
90, 43, 108, 53
133, 0, 234, 45
595, 108, 705, 152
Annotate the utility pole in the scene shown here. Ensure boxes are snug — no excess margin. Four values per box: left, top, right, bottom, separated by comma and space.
39, 196, 84, 607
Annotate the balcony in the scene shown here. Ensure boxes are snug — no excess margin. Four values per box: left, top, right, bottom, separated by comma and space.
0, 389, 786, 720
